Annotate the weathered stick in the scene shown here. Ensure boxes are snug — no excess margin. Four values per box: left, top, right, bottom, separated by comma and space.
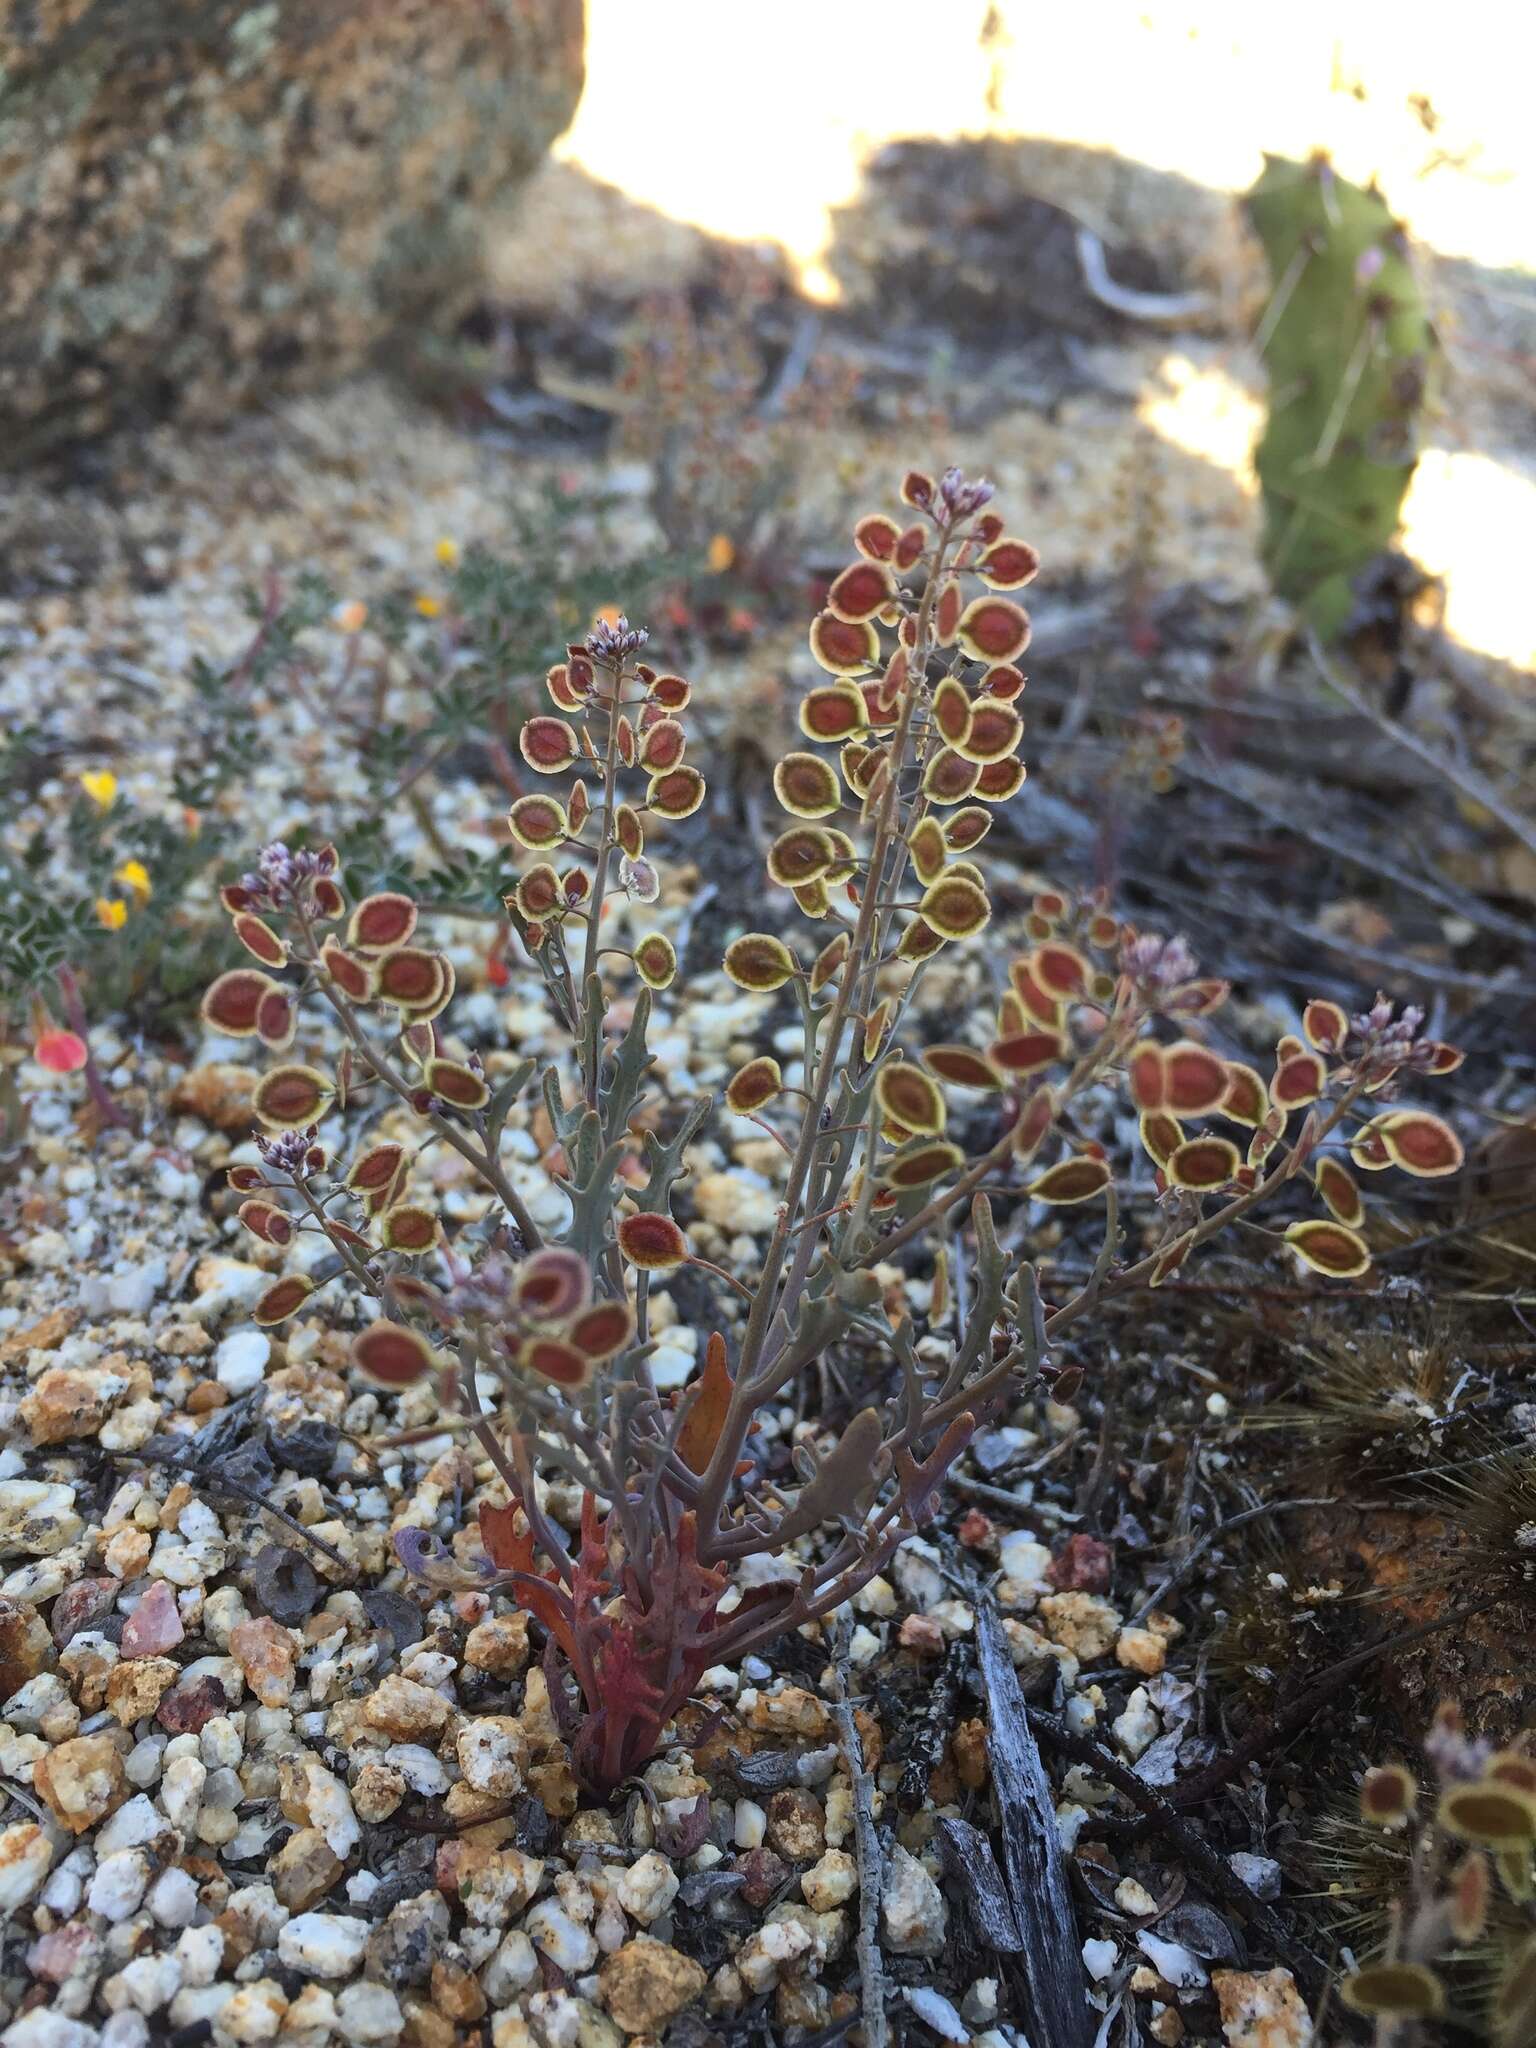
975, 1601, 1093, 2048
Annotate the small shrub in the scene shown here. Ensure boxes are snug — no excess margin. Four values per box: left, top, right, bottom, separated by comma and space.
208, 464, 1466, 1794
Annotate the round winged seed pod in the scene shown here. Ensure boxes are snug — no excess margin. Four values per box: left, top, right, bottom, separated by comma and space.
354, 1322, 437, 1387
617, 1212, 689, 1270
874, 1063, 946, 1136
774, 753, 842, 820
726, 1057, 782, 1113
520, 717, 580, 774
800, 684, 869, 742
254, 1065, 331, 1131
508, 796, 569, 851
809, 611, 880, 676
202, 969, 279, 1037
1285, 1218, 1371, 1278
233, 915, 288, 968
647, 766, 706, 819
827, 560, 897, 622
724, 934, 797, 992
634, 934, 677, 990
347, 892, 418, 953
767, 827, 837, 889
957, 597, 1031, 664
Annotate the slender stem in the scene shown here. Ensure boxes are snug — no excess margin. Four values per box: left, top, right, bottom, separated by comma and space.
579, 664, 627, 1104
294, 904, 544, 1249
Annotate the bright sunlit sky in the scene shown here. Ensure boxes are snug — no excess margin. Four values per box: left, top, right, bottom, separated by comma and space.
555, 0, 1536, 669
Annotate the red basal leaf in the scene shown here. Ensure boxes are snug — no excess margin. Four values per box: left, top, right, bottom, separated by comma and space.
678, 1331, 734, 1475
479, 1500, 535, 1573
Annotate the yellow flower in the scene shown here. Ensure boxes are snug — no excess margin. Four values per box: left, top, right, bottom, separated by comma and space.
334, 600, 368, 633
95, 897, 128, 931
80, 770, 118, 809
414, 595, 443, 619
707, 533, 736, 574
435, 537, 461, 568
114, 859, 151, 903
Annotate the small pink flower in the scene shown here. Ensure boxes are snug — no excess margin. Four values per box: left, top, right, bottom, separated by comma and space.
34, 1028, 88, 1074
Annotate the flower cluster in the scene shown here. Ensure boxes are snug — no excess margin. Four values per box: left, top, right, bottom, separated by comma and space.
204, 465, 1468, 1794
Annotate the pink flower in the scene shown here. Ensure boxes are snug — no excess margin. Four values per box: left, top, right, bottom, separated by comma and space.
34, 1029, 88, 1074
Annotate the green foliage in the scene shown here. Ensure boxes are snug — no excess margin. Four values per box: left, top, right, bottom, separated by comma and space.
1248, 152, 1437, 637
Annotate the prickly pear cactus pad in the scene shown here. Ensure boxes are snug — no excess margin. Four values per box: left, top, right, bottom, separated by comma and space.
1247, 152, 1438, 638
